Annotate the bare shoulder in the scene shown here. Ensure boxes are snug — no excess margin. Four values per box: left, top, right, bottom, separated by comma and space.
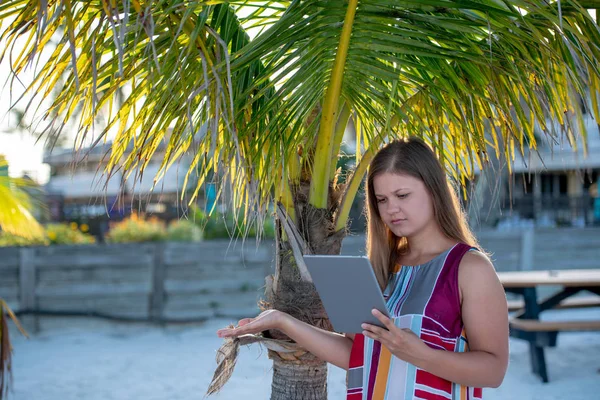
459, 249, 496, 275
458, 250, 502, 300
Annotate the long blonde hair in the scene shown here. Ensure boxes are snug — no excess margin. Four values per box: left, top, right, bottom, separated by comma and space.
365, 137, 479, 289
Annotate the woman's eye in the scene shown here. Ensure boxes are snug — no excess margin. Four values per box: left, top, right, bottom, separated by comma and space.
377, 198, 386, 203
397, 193, 408, 199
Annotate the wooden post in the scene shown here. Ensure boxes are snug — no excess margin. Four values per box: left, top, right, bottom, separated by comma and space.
19, 248, 38, 332
533, 174, 542, 222
520, 228, 535, 271
149, 243, 166, 323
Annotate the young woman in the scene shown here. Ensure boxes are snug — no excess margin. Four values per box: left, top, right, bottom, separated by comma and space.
217, 137, 509, 399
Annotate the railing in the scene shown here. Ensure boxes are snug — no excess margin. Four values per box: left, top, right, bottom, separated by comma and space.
508, 195, 597, 226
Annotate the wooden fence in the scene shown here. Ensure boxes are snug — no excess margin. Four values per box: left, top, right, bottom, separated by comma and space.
0, 241, 273, 328
1, 228, 598, 330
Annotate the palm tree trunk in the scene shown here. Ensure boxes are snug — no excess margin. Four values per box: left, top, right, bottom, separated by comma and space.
270, 353, 328, 400
266, 182, 346, 400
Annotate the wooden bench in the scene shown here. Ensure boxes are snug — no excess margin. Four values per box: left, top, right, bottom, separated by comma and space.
508, 317, 600, 383
510, 319, 600, 332
499, 268, 600, 382
507, 296, 600, 312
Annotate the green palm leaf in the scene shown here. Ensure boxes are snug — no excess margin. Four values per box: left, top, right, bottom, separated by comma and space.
0, 158, 44, 239
227, 0, 600, 220
1, 0, 599, 229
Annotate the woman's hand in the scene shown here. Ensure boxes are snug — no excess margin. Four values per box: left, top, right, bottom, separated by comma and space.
361, 309, 432, 366
216, 310, 287, 338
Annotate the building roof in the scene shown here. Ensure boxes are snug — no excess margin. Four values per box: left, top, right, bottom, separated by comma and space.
512, 117, 600, 173
44, 153, 195, 198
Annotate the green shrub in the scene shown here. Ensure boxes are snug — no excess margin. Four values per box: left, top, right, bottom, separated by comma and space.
0, 222, 94, 247
192, 208, 275, 240
106, 215, 167, 243
0, 232, 48, 247
46, 223, 96, 245
167, 219, 203, 242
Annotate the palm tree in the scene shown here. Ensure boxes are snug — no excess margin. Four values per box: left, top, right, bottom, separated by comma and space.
1, 1, 599, 399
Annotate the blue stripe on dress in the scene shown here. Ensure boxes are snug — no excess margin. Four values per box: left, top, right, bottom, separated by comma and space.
403, 315, 423, 399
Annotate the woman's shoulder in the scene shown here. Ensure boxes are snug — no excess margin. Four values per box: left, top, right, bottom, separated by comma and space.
457, 248, 501, 291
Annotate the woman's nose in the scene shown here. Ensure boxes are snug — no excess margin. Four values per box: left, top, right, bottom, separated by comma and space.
386, 200, 401, 213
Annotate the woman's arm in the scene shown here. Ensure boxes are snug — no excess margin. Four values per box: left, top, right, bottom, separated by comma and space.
217, 310, 354, 370
413, 251, 509, 387
362, 251, 509, 388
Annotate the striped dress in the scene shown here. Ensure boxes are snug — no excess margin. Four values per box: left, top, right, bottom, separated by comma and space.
346, 243, 483, 400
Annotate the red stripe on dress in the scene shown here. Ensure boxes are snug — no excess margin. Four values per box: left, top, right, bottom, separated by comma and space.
349, 333, 365, 368
421, 332, 456, 351
422, 243, 472, 338
414, 389, 451, 400
415, 369, 452, 394
347, 334, 365, 400
366, 341, 381, 400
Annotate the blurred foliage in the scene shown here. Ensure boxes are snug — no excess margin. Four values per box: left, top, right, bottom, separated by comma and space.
0, 222, 95, 247
0, 232, 49, 247
0, 210, 276, 246
167, 219, 203, 242
192, 208, 275, 240
0, 157, 45, 240
45, 223, 96, 245
105, 213, 167, 243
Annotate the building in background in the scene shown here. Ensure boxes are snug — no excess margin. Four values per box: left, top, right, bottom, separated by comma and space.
508, 131, 599, 228
43, 141, 204, 240
473, 96, 600, 229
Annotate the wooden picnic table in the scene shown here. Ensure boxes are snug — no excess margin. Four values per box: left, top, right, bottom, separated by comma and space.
497, 269, 600, 383
498, 269, 600, 288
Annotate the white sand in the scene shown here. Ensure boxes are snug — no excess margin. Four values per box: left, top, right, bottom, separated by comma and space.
7, 311, 600, 400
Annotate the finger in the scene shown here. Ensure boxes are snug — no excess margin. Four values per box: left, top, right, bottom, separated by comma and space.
361, 323, 389, 339
362, 328, 388, 344
217, 318, 252, 338
371, 309, 394, 330
237, 318, 254, 327
362, 330, 376, 340
216, 328, 236, 338
217, 321, 255, 338
361, 326, 379, 340
232, 322, 258, 336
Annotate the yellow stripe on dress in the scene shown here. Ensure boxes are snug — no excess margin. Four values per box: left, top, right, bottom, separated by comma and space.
372, 345, 393, 400
461, 384, 467, 400
460, 328, 469, 400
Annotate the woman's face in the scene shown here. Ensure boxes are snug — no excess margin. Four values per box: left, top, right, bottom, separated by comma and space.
372, 172, 435, 238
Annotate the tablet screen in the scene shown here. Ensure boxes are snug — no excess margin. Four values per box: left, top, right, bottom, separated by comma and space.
303, 255, 391, 333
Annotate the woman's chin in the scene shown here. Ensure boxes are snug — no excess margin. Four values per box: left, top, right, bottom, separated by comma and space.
390, 226, 412, 237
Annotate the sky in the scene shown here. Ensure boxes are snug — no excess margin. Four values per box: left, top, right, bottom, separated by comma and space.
0, 15, 54, 184
0, 63, 52, 183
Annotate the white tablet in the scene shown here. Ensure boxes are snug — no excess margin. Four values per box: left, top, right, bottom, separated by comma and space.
303, 255, 391, 333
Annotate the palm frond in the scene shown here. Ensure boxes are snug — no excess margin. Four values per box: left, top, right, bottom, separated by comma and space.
0, 299, 28, 400
232, 0, 600, 214
0, 158, 44, 239
2, 0, 599, 230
